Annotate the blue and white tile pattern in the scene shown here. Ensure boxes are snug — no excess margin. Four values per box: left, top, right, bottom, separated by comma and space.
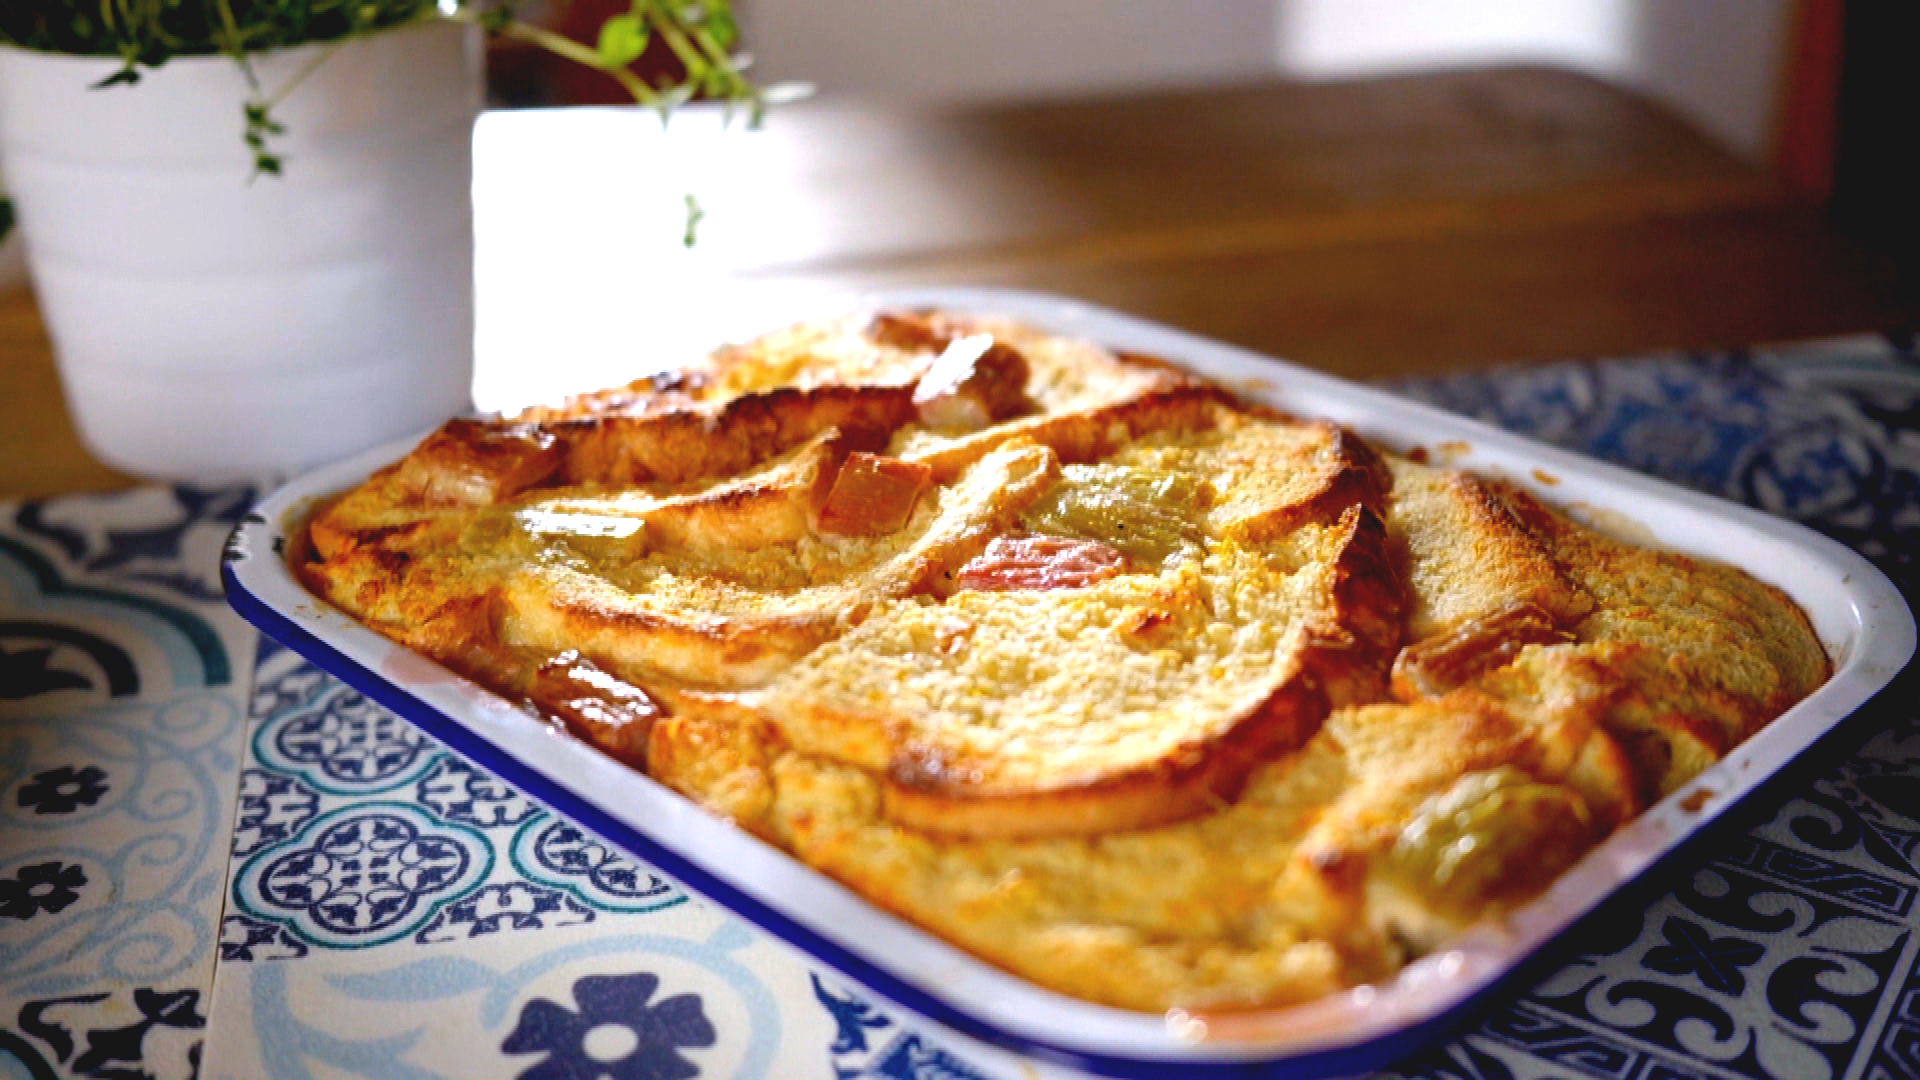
3, 337, 1916, 1079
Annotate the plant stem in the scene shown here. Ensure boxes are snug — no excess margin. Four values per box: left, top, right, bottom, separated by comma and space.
264, 36, 341, 108
447, 11, 662, 107
645, 9, 706, 84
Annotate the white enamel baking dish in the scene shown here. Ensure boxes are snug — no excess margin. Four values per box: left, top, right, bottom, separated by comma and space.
224, 287, 1915, 1079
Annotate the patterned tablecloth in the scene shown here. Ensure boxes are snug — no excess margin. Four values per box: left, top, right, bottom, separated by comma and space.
3, 335, 1917, 1080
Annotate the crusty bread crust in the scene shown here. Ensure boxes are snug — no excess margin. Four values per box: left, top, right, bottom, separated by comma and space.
498, 440, 1060, 689
297, 310, 1829, 1013
769, 506, 1400, 839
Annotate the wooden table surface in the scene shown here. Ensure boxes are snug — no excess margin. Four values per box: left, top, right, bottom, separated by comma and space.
0, 288, 135, 498
3, 65, 1910, 499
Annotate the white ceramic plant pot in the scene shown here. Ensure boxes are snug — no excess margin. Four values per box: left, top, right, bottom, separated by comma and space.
0, 21, 482, 479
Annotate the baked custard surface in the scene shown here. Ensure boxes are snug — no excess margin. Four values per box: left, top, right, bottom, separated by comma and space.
299, 312, 1828, 1012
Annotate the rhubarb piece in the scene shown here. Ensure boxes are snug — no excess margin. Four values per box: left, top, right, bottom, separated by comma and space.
530, 651, 663, 767
953, 535, 1129, 592
1391, 601, 1572, 701
911, 334, 1033, 433
817, 453, 934, 536
866, 311, 965, 351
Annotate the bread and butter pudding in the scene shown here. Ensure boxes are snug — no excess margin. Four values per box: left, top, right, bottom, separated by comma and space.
297, 311, 1828, 1013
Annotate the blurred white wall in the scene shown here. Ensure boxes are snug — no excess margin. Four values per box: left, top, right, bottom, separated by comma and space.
742, 0, 1282, 105
1272, 0, 1791, 159
1624, 0, 1793, 162
741, 0, 1793, 161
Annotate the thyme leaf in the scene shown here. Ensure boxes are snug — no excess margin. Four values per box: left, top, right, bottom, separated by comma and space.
0, 0, 766, 238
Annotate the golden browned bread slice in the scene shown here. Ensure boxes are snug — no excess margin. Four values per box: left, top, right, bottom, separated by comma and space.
1383, 458, 1593, 641
297, 307, 1831, 1015
508, 427, 849, 561
754, 404, 1405, 839
754, 640, 1641, 1012
1115, 411, 1390, 541
519, 312, 932, 421
1497, 484, 1828, 794
883, 315, 1205, 478
759, 505, 1400, 839
552, 384, 914, 489
766, 747, 1365, 1012
498, 439, 1061, 690
1377, 460, 1824, 800
1277, 644, 1639, 948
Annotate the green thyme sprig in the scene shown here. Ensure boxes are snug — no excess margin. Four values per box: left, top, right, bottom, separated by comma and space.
0, 0, 427, 61
0, 0, 765, 242
461, 0, 762, 127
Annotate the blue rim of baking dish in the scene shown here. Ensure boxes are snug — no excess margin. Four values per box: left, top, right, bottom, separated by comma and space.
220, 286, 1918, 1077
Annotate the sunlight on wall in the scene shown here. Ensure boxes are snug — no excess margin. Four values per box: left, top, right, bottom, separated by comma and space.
1274, 0, 1637, 78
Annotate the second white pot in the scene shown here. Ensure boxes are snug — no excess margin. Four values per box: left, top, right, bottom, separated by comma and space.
0, 21, 482, 480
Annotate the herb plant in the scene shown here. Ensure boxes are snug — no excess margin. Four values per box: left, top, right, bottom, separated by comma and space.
0, 1, 761, 241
